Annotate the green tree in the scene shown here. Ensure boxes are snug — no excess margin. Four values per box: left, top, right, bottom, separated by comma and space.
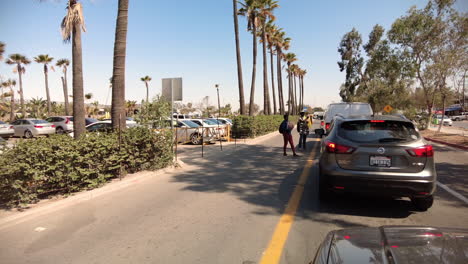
56, 58, 71, 115
337, 28, 364, 102
140, 75, 152, 104
28, 97, 47, 119
61, 0, 86, 139
111, 0, 129, 130
34, 54, 54, 116
5, 54, 30, 117
232, 0, 245, 115
239, 0, 261, 116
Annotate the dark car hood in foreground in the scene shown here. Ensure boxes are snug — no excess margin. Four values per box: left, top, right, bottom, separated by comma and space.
315, 226, 468, 264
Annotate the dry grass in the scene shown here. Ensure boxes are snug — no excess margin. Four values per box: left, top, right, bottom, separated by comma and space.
420, 130, 468, 148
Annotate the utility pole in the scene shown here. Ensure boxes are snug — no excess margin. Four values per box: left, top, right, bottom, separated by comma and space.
216, 84, 222, 151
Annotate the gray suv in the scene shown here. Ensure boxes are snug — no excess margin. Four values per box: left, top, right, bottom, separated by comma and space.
318, 115, 436, 211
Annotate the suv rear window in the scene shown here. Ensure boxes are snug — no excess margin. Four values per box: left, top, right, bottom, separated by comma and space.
338, 120, 420, 143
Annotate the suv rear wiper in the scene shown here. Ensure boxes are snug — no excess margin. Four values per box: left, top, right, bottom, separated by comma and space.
378, 137, 407, 142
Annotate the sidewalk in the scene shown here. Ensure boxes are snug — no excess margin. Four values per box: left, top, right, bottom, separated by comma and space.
421, 126, 468, 150
427, 123, 468, 137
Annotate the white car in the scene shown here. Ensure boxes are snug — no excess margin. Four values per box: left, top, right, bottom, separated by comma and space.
45, 116, 74, 134
434, 115, 453, 126
0, 121, 14, 139
188, 119, 225, 139
10, 119, 56, 138
320, 102, 373, 135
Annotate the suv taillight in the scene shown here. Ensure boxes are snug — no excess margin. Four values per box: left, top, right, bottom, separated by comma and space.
325, 123, 331, 130
320, 121, 324, 127
326, 141, 355, 154
34, 125, 43, 128
9, 126, 13, 129
65, 118, 70, 124
406, 145, 434, 157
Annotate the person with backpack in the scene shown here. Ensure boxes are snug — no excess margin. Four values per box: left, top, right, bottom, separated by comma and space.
279, 113, 299, 157
297, 111, 311, 150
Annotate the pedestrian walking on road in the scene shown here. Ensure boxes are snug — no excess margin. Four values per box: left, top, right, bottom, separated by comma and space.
297, 111, 311, 150
279, 113, 299, 157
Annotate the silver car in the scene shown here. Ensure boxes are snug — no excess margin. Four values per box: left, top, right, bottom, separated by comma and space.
0, 121, 14, 139
10, 119, 56, 138
45, 116, 73, 134
318, 115, 436, 211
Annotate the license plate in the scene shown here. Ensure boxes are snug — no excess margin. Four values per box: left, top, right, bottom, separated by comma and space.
370, 156, 391, 167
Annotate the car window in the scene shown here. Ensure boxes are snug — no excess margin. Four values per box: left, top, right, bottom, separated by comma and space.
0, 121, 6, 124
22, 120, 31, 125
192, 120, 202, 126
45, 118, 54, 122
203, 120, 217, 125
338, 120, 420, 143
11, 120, 21, 125
31, 120, 48, 124
181, 120, 200, 128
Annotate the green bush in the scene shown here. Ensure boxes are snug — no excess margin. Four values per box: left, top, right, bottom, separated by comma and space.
231, 115, 298, 138
0, 127, 173, 207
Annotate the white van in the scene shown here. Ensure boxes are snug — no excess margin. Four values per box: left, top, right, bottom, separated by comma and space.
319, 102, 373, 135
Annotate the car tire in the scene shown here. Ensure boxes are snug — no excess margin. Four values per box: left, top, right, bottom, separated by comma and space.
24, 130, 33, 139
56, 127, 65, 134
412, 195, 433, 211
190, 133, 202, 145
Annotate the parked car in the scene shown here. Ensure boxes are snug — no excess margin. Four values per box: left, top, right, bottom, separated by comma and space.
102, 118, 138, 127
312, 226, 468, 264
68, 117, 99, 126
318, 102, 373, 136
175, 120, 215, 144
189, 119, 225, 139
318, 115, 436, 211
85, 120, 133, 132
0, 121, 14, 139
207, 118, 233, 126
10, 119, 56, 138
434, 115, 453, 126
449, 113, 467, 121
45, 116, 73, 134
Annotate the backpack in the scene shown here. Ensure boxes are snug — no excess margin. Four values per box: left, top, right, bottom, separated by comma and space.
279, 121, 288, 134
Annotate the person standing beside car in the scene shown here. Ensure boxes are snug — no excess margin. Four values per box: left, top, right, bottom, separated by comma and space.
297, 111, 310, 150
279, 114, 299, 157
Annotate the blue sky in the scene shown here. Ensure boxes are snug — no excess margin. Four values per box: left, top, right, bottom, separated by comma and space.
1, 0, 467, 110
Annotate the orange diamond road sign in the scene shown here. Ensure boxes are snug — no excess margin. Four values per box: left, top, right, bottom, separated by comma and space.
384, 105, 393, 113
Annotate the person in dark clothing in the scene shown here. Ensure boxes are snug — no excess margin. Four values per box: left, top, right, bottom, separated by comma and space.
279, 114, 299, 157
297, 111, 310, 150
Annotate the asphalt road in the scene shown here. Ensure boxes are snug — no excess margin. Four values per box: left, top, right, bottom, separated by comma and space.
1, 123, 467, 264
452, 120, 468, 129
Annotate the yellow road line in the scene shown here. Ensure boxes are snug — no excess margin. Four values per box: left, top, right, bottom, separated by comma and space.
259, 143, 319, 264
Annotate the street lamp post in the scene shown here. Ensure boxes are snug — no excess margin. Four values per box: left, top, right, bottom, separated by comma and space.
216, 84, 222, 151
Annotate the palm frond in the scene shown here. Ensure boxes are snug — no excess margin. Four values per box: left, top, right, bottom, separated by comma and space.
61, 1, 86, 43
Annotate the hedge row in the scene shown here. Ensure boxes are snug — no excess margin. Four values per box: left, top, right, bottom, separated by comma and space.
231, 115, 298, 138
0, 127, 173, 207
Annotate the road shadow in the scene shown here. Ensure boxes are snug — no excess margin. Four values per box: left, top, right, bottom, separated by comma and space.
435, 162, 468, 200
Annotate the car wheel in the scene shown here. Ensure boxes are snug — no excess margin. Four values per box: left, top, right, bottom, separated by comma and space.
190, 133, 202, 145
56, 127, 65, 134
24, 130, 33, 139
412, 195, 433, 211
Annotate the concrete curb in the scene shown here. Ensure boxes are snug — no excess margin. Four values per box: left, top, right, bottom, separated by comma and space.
0, 165, 180, 230
424, 137, 468, 151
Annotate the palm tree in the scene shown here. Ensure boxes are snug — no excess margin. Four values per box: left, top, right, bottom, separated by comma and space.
5, 54, 30, 117
28, 97, 47, 119
0, 42, 5, 60
61, 0, 86, 139
140, 75, 152, 104
232, 0, 246, 115
85, 93, 93, 101
299, 69, 307, 111
258, 0, 278, 115
283, 52, 296, 114
34, 54, 54, 116
239, 0, 261, 116
290, 64, 299, 114
56, 58, 71, 115
273, 30, 290, 115
2, 79, 16, 121
265, 21, 278, 114
111, 0, 129, 130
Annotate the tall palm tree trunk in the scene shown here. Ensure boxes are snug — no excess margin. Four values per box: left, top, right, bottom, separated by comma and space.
145, 82, 149, 104
269, 47, 276, 115
233, 0, 245, 115
248, 20, 257, 116
72, 23, 85, 138
17, 64, 25, 117
111, 0, 129, 130
62, 70, 70, 115
44, 65, 52, 116
287, 66, 291, 114
9, 87, 15, 121
262, 28, 270, 115
301, 75, 304, 110
276, 50, 284, 115
293, 74, 297, 115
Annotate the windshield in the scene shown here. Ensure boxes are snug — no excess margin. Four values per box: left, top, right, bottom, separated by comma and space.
203, 119, 218, 125
338, 120, 420, 143
181, 120, 200, 128
31, 120, 49, 124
